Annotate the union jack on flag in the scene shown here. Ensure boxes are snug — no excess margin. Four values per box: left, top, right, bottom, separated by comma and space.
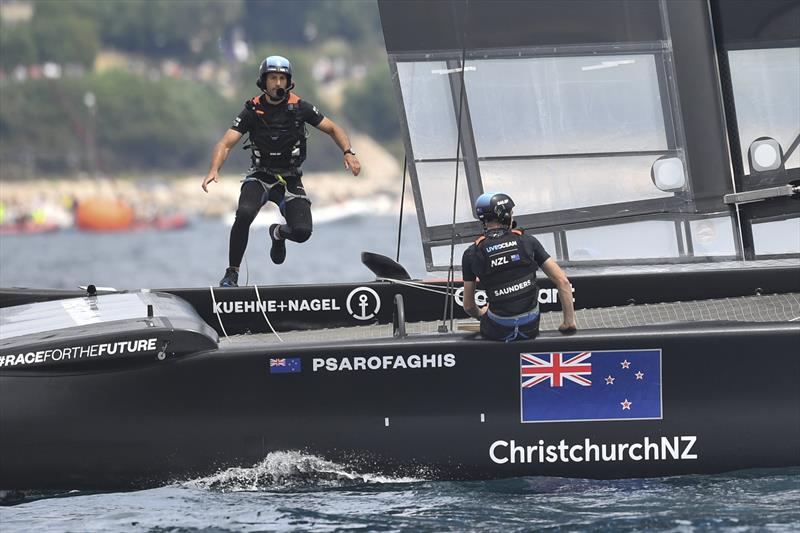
521, 351, 592, 388
519, 349, 662, 423
269, 357, 301, 374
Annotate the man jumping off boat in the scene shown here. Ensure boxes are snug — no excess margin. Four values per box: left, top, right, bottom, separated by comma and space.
461, 192, 577, 341
202, 55, 361, 287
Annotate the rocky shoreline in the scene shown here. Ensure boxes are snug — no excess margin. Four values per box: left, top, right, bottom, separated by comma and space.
0, 133, 405, 224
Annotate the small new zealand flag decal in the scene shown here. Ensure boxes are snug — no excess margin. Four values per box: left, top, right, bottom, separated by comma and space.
269, 357, 302, 374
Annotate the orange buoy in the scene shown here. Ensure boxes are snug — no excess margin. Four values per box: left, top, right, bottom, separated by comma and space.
75, 196, 134, 231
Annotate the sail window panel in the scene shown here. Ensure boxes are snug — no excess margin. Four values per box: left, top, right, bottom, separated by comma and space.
729, 48, 800, 173
396, 61, 460, 160
480, 156, 673, 215
566, 221, 680, 261
530, 232, 557, 258
430, 234, 558, 269
431, 235, 557, 269
431, 242, 472, 269
688, 217, 737, 257
464, 55, 668, 158
416, 161, 473, 227
752, 217, 800, 256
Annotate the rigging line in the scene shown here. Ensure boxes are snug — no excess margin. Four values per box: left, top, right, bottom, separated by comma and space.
780, 132, 800, 165
396, 155, 408, 263
208, 286, 229, 340
438, 266, 455, 334
253, 284, 284, 342
376, 277, 453, 296
440, 0, 470, 333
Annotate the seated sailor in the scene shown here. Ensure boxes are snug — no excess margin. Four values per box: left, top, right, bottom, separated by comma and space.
461, 192, 577, 341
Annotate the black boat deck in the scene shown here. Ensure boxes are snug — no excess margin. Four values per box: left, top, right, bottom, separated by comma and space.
219, 292, 800, 346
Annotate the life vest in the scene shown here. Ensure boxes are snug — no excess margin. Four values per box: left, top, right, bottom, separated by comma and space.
244, 93, 307, 169
473, 228, 538, 311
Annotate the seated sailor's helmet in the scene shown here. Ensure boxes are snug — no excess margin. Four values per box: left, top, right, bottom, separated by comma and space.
475, 192, 515, 225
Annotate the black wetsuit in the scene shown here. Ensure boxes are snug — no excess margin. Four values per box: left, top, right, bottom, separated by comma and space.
462, 228, 550, 341
228, 93, 324, 267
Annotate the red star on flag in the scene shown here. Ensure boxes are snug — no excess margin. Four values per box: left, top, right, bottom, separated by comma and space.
621, 398, 632, 410
635, 371, 644, 380
621, 359, 631, 369
605, 375, 615, 385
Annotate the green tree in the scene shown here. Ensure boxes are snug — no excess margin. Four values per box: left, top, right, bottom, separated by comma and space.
0, 0, 393, 176
0, 78, 88, 174
87, 0, 243, 60
307, 0, 382, 45
30, 9, 99, 68
342, 61, 400, 141
241, 0, 382, 47
241, 0, 316, 46
27, 0, 243, 61
87, 71, 236, 170
0, 72, 237, 175
0, 23, 38, 69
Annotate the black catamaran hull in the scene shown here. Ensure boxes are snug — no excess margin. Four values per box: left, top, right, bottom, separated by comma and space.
2, 321, 798, 490
2, 262, 798, 335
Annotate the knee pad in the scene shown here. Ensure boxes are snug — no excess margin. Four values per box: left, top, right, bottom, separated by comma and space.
234, 204, 259, 224
291, 225, 312, 243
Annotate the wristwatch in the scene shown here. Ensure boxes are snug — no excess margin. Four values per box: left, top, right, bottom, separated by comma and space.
344, 149, 356, 156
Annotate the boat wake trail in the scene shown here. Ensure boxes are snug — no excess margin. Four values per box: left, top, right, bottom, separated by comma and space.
187, 450, 422, 492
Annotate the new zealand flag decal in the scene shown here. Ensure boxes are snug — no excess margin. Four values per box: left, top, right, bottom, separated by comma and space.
520, 349, 662, 423
270, 357, 302, 374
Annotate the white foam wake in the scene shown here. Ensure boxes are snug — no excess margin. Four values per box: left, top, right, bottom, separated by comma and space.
187, 450, 422, 492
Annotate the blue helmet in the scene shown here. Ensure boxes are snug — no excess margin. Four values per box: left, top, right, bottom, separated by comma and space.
475, 192, 515, 224
257, 55, 293, 89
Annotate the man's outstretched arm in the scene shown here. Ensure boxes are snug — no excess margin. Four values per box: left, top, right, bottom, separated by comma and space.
202, 129, 243, 192
315, 117, 361, 176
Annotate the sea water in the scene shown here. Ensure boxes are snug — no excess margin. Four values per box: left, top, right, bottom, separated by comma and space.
0, 215, 429, 290
0, 454, 798, 532
1, 217, 799, 531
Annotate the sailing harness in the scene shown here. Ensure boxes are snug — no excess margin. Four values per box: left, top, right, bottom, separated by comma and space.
242, 93, 307, 171
474, 228, 540, 341
240, 172, 310, 213
486, 308, 540, 342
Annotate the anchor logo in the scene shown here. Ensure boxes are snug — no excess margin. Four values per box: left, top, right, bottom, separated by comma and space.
454, 287, 488, 307
345, 286, 381, 321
